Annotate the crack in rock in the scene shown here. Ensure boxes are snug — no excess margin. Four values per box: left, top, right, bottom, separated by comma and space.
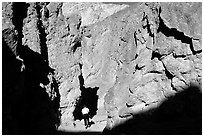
158, 11, 201, 55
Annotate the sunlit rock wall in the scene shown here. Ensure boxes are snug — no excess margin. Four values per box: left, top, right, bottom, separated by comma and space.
79, 2, 202, 129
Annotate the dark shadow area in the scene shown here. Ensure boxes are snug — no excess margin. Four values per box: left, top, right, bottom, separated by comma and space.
12, 2, 29, 51
151, 51, 162, 60
163, 64, 174, 80
36, 3, 49, 65
103, 84, 202, 135
72, 41, 82, 53
2, 43, 60, 134
157, 15, 200, 55
158, 15, 191, 44
53, 130, 102, 135
73, 73, 99, 120
2, 38, 24, 135
3, 3, 61, 134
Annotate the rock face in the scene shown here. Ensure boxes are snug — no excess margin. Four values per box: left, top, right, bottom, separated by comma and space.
79, 2, 202, 130
62, 2, 129, 26
2, 2, 202, 134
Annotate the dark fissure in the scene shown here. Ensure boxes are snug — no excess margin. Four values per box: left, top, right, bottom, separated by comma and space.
72, 41, 82, 53
162, 62, 174, 80
36, 3, 49, 65
73, 73, 99, 120
157, 15, 198, 55
151, 51, 162, 60
12, 2, 29, 55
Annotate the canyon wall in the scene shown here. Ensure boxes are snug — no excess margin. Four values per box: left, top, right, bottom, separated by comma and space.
2, 2, 202, 134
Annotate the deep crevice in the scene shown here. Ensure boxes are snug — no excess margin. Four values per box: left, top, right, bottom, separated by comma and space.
72, 41, 82, 53
162, 62, 174, 80
135, 64, 145, 70
148, 70, 163, 74
151, 51, 162, 60
12, 2, 29, 55
36, 3, 49, 65
172, 53, 187, 58
142, 12, 154, 37
73, 73, 99, 120
157, 15, 198, 55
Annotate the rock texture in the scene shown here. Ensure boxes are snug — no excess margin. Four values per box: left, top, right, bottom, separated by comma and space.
62, 2, 129, 26
2, 2, 202, 134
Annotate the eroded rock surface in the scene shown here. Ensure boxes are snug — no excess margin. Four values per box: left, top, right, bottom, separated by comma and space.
78, 2, 202, 131
2, 2, 202, 134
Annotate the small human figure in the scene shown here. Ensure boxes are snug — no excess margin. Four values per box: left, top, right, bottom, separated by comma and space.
16, 55, 25, 72
82, 106, 90, 129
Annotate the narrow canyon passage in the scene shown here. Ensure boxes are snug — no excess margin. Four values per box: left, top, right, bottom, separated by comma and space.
73, 74, 99, 121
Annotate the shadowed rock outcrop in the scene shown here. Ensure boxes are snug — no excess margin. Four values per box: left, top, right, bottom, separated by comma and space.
2, 2, 60, 134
